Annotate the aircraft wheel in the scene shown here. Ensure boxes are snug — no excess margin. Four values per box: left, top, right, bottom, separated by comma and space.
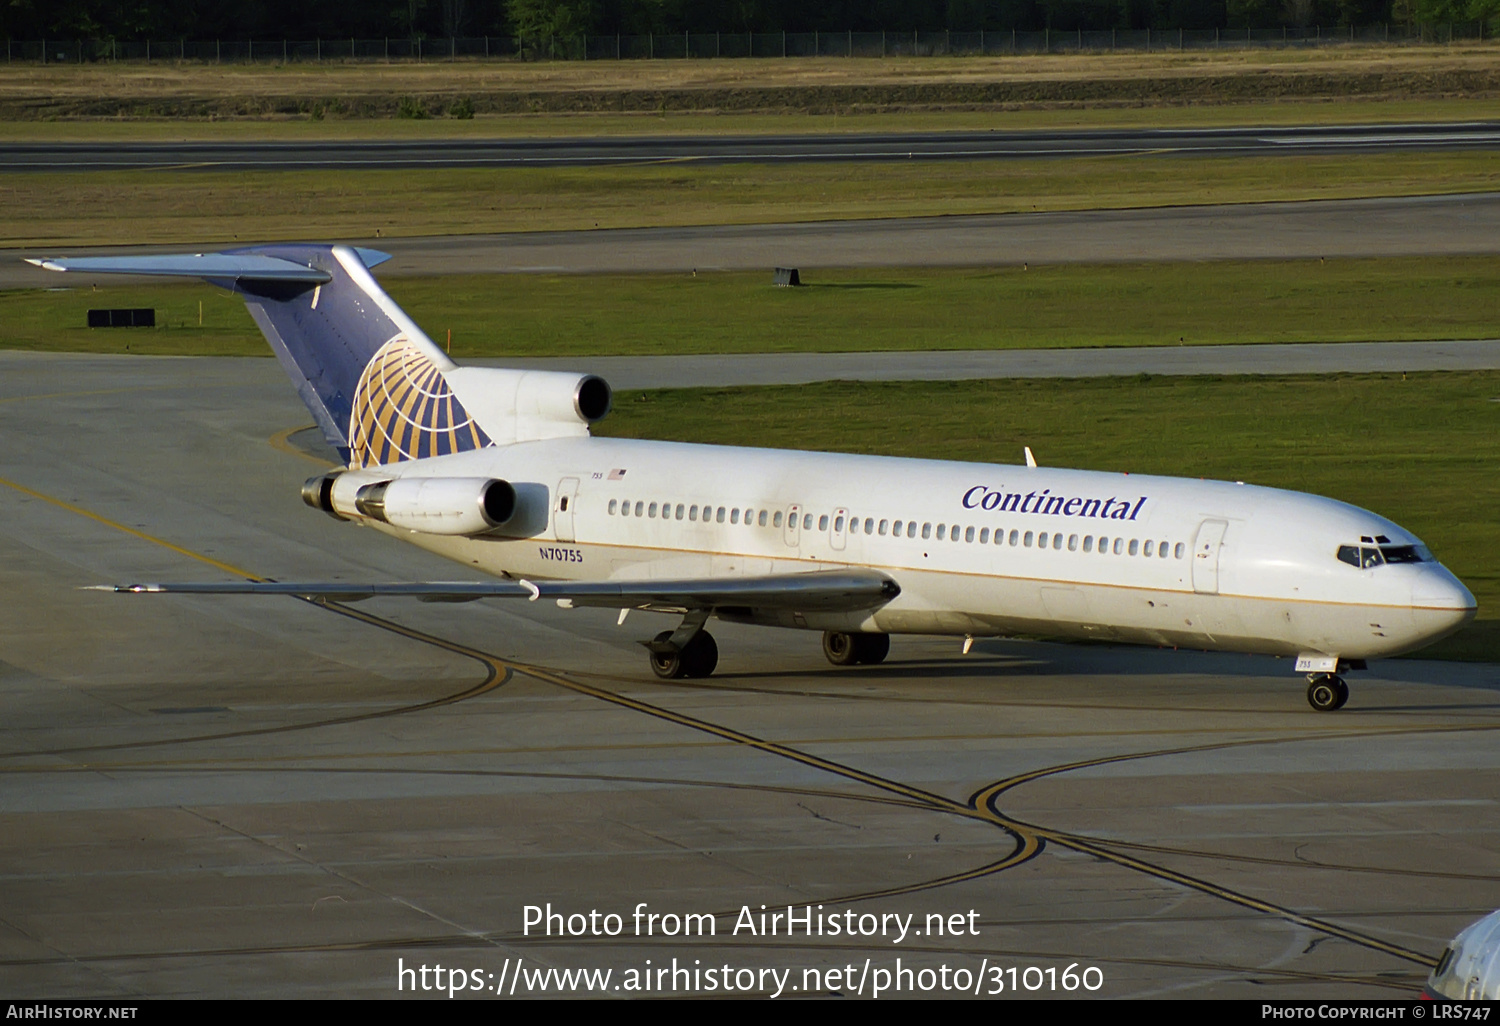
822, 631, 859, 666
852, 632, 890, 664
681, 631, 718, 679
1306, 674, 1349, 712
649, 631, 686, 680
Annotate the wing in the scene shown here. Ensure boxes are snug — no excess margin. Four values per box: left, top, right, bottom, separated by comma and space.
90, 568, 900, 613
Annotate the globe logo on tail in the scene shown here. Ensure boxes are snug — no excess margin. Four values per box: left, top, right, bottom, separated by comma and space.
347, 336, 490, 468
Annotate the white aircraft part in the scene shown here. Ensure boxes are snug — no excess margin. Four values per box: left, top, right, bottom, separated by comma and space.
1192, 519, 1229, 594
1428, 909, 1500, 1000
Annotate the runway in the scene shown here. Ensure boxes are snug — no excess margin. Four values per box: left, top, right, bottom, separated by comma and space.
7, 193, 1500, 291
1, 353, 1495, 998
6, 122, 1500, 171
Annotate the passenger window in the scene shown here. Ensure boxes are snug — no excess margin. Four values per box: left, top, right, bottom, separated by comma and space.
773, 511, 783, 528
716, 507, 726, 523
731, 509, 740, 525
608, 499, 618, 515
937, 524, 947, 541
1113, 538, 1124, 555
688, 505, 698, 521
1128, 539, 1139, 556
803, 514, 813, 530
952, 527, 962, 543
893, 521, 904, 538
879, 519, 889, 536
758, 510, 768, 527
864, 517, 875, 534
834, 515, 845, 532
1174, 542, 1185, 559
979, 528, 990, 544
908, 521, 918, 537
922, 523, 932, 539
1068, 534, 1078, 551
819, 515, 829, 531
1009, 529, 1019, 546
1143, 540, 1154, 557
1053, 533, 1063, 549
965, 526, 975, 543
1098, 535, 1108, 553
1083, 536, 1093, 553
650, 502, 660, 518
634, 501, 644, 517
1361, 547, 1384, 569
675, 504, 685, 520
1024, 531, 1033, 547
1037, 532, 1047, 549
1159, 540, 1169, 558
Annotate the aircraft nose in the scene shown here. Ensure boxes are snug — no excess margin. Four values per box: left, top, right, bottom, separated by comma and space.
1412, 565, 1477, 639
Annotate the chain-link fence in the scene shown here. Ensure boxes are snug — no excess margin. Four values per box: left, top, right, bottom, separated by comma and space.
6, 24, 1493, 64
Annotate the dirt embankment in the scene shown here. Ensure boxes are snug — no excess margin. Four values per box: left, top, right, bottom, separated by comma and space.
2, 50, 1499, 119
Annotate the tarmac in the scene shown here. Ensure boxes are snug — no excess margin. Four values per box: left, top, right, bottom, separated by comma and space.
0, 352, 1495, 998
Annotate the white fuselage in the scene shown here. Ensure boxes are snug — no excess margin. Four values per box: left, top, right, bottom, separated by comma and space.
348, 435, 1476, 661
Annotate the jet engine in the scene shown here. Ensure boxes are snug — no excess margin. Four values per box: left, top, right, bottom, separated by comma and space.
303, 472, 517, 536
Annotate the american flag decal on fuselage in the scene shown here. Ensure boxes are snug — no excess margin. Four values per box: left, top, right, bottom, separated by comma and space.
347, 335, 490, 468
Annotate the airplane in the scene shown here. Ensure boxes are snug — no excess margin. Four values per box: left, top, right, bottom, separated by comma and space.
32, 244, 1476, 711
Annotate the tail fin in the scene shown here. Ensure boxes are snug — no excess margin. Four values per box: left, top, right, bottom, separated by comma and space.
30, 244, 490, 468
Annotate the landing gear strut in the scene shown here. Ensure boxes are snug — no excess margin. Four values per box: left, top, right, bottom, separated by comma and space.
822, 631, 890, 666
1306, 673, 1349, 712
648, 629, 718, 679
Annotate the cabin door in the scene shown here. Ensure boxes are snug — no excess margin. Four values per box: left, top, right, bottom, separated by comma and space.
555, 477, 580, 542
1192, 519, 1228, 594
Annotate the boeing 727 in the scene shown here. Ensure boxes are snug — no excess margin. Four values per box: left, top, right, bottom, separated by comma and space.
33, 245, 1476, 711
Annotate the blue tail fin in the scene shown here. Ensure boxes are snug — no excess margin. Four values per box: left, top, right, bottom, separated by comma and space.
30, 244, 491, 467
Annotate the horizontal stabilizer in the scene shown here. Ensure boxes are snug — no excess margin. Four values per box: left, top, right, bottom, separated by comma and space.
88, 568, 900, 613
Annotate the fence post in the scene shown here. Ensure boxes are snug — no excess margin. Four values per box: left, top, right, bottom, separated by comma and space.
685, 30, 689, 57
317, 38, 321, 61
484, 35, 489, 58
719, 32, 722, 58
1179, 27, 1183, 49
216, 39, 220, 62
882, 30, 886, 56
616, 34, 620, 59
980, 28, 984, 54
283, 39, 287, 62
782, 31, 786, 57
848, 29, 852, 56
815, 30, 818, 54
384, 37, 388, 61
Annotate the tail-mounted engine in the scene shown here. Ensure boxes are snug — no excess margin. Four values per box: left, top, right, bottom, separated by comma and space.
302, 471, 518, 536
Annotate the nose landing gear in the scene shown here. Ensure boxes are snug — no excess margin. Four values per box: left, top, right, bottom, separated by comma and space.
1306, 673, 1349, 712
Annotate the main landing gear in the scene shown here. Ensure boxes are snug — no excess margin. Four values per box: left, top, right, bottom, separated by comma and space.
822, 631, 890, 666
1306, 673, 1350, 712
648, 629, 718, 679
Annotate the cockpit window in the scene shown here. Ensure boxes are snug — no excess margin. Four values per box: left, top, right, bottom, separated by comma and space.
1338, 543, 1427, 568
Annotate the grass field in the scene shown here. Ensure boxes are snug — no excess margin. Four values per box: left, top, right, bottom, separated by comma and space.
5, 149, 1500, 247
3, 47, 1500, 124
7, 257, 1500, 357
6, 97, 1500, 141
593, 372, 1500, 661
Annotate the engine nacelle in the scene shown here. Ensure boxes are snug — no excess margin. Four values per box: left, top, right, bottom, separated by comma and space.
303, 471, 517, 536
443, 367, 611, 444
354, 477, 517, 535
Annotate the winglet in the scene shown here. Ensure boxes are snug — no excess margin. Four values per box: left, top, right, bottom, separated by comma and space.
519, 579, 541, 601
1024, 446, 1038, 468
